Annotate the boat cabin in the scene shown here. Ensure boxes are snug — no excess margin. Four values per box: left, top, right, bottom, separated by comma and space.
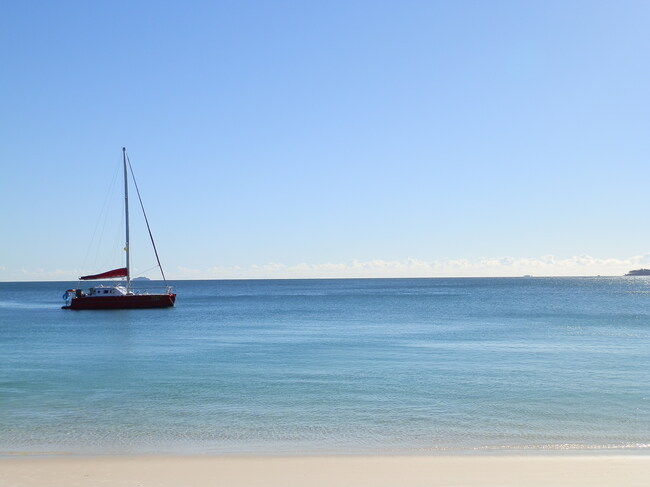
87, 285, 129, 297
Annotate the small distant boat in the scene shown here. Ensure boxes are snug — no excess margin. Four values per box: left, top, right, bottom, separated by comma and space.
62, 148, 176, 310
625, 269, 650, 276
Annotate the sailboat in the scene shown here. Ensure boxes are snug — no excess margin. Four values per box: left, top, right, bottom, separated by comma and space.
62, 148, 176, 310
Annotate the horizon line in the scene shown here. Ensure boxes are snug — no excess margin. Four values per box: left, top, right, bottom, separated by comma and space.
0, 274, 638, 284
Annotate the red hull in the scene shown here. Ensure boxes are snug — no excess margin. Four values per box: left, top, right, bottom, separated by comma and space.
63, 293, 176, 310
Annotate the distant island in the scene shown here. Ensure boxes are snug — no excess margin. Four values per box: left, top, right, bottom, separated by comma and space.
625, 269, 650, 276
132, 276, 151, 281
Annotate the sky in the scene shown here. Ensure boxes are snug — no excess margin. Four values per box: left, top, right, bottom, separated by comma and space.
1, 0, 650, 281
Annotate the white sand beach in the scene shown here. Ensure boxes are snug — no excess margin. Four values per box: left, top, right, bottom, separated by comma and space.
2, 454, 650, 487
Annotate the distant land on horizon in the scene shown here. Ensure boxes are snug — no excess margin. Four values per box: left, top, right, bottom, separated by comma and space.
1, 274, 639, 284
624, 268, 650, 276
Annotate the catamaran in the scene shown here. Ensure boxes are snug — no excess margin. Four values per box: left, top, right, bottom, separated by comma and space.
62, 148, 176, 310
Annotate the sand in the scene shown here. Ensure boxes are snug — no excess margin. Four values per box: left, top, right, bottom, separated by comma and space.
1, 454, 650, 487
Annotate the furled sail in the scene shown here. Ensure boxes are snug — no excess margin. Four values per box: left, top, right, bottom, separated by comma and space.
79, 267, 128, 280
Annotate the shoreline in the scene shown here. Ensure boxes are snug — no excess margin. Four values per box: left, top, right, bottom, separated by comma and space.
2, 454, 649, 486
3, 446, 650, 458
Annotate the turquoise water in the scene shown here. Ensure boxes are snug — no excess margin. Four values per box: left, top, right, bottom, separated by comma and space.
1, 278, 649, 454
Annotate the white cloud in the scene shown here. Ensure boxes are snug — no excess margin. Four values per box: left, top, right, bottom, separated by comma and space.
170, 254, 650, 280
0, 268, 82, 281
3, 255, 648, 281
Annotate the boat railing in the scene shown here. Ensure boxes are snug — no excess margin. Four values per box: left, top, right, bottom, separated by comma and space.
128, 285, 175, 295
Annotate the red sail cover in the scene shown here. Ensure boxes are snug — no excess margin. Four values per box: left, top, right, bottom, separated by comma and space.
80, 267, 128, 280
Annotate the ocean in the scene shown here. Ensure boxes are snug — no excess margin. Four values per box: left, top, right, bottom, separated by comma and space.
1, 277, 649, 455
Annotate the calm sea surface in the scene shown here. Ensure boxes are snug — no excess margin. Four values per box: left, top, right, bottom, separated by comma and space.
1, 278, 649, 455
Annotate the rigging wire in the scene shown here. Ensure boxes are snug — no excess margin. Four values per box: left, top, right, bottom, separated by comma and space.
79, 160, 121, 280
124, 150, 167, 283
130, 265, 161, 280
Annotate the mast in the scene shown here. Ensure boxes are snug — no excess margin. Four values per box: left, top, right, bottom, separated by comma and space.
123, 147, 131, 291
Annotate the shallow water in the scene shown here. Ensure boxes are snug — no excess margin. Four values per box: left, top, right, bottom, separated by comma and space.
1, 278, 649, 454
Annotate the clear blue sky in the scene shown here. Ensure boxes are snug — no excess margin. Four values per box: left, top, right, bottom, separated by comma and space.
2, 0, 649, 280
